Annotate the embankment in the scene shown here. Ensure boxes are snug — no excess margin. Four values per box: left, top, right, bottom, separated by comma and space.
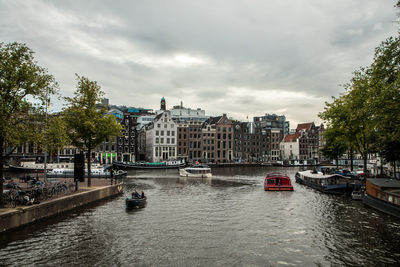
0, 183, 123, 233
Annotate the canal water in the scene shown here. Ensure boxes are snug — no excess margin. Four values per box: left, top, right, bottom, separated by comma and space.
1, 167, 400, 266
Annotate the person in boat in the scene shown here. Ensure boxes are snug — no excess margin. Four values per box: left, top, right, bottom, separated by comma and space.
133, 190, 140, 198
141, 191, 145, 198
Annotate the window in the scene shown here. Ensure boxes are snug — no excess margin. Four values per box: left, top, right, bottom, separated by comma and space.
164, 124, 167, 128
156, 138, 159, 144
167, 131, 170, 136
172, 138, 175, 144
156, 130, 159, 136
157, 124, 161, 128
172, 131, 175, 136
161, 131, 164, 136
167, 138, 170, 144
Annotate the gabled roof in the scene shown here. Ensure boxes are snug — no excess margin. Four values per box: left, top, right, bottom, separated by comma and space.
154, 113, 163, 121
205, 116, 222, 125
283, 132, 300, 142
296, 122, 314, 132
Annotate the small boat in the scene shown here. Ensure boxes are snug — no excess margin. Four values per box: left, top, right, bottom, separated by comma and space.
179, 164, 212, 178
264, 173, 294, 191
295, 170, 352, 194
125, 196, 147, 208
261, 162, 272, 166
351, 190, 364, 200
271, 160, 284, 167
363, 178, 400, 218
113, 160, 185, 169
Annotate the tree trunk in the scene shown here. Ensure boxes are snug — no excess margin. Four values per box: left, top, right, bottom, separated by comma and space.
336, 157, 339, 169
350, 148, 354, 171
0, 136, 4, 208
87, 146, 91, 187
394, 161, 397, 179
363, 155, 368, 177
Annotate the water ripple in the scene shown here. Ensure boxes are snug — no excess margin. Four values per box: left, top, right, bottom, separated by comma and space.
1, 167, 400, 266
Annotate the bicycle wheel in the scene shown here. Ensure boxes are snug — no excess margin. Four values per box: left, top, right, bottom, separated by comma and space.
45, 187, 53, 198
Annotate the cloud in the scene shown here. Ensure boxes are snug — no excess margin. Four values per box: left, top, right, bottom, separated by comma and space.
0, 0, 398, 128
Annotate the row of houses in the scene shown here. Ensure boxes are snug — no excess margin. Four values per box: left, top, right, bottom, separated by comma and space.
6, 97, 325, 165
97, 98, 325, 165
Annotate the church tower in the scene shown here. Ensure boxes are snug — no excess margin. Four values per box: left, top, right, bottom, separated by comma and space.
161, 97, 166, 111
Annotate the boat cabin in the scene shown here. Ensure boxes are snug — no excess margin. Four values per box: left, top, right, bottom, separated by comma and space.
184, 167, 211, 175
264, 173, 294, 191
366, 178, 400, 206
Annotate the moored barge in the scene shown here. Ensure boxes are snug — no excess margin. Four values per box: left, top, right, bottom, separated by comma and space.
113, 160, 185, 169
363, 178, 400, 218
295, 170, 352, 194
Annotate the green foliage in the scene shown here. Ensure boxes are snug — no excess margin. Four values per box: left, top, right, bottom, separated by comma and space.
45, 115, 70, 158
319, 68, 377, 173
0, 42, 58, 206
320, 128, 348, 163
0, 42, 58, 145
370, 36, 400, 152
320, 35, 400, 171
64, 75, 122, 150
64, 75, 122, 186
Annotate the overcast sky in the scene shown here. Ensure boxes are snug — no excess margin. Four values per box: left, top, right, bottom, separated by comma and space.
1, 0, 398, 128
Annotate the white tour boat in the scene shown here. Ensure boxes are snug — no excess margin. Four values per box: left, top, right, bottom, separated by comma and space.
179, 164, 212, 178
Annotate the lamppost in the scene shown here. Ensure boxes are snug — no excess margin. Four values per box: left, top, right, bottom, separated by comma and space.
43, 90, 48, 184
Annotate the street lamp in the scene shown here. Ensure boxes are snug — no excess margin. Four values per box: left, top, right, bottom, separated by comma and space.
43, 90, 48, 184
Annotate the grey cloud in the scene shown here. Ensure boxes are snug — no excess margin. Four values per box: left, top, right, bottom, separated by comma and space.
0, 0, 398, 127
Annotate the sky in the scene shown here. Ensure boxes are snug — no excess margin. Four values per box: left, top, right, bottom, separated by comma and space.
1, 0, 399, 128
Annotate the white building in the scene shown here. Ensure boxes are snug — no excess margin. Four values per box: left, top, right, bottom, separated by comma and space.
280, 133, 301, 161
156, 101, 209, 122
145, 111, 177, 162
137, 115, 155, 130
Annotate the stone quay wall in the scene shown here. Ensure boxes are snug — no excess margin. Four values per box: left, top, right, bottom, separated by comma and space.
0, 183, 123, 233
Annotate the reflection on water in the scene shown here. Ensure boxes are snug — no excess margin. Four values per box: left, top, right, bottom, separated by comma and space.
1, 167, 400, 266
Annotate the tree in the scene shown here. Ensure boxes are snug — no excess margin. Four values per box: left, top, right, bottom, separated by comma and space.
369, 36, 400, 173
45, 115, 70, 162
64, 75, 122, 187
319, 69, 376, 174
320, 127, 348, 169
0, 42, 57, 207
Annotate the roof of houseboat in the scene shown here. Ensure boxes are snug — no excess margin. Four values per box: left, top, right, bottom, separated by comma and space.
297, 170, 348, 179
367, 178, 400, 189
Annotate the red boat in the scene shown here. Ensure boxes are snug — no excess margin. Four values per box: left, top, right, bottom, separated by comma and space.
264, 173, 294, 191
